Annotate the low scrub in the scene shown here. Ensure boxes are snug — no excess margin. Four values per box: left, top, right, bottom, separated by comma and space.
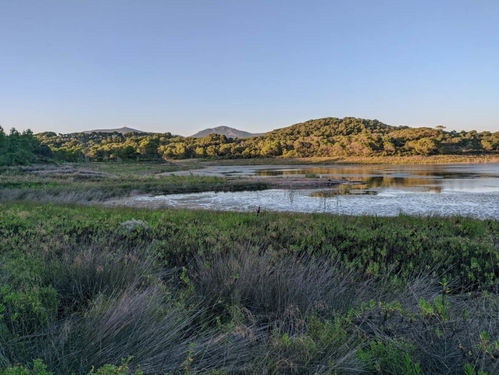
0, 203, 497, 374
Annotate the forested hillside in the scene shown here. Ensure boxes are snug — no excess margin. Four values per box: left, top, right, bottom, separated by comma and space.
35, 117, 498, 162
0, 118, 494, 164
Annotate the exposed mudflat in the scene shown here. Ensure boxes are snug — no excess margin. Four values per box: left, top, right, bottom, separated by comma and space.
238, 176, 360, 188
161, 164, 306, 177
163, 164, 366, 188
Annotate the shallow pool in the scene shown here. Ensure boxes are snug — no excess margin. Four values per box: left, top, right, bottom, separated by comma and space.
112, 163, 499, 218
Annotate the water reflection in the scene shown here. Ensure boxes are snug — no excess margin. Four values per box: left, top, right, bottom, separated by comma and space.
256, 165, 496, 179
119, 164, 499, 219
255, 164, 499, 193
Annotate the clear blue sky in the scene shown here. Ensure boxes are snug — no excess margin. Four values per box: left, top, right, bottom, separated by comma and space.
1, 0, 498, 135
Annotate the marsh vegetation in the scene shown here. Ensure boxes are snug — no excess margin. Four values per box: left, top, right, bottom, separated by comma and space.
0, 163, 269, 204
0, 203, 497, 374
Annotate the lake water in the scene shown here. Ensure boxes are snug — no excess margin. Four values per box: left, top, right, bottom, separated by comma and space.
120, 164, 499, 219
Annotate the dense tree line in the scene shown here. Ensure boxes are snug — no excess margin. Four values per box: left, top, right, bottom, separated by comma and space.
5, 117, 499, 163
0, 127, 52, 166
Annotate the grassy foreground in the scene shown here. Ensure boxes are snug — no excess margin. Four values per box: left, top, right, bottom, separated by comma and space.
0, 202, 497, 374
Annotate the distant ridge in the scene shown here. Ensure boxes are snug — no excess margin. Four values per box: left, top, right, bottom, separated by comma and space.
36, 116, 498, 160
80, 126, 145, 134
191, 126, 263, 139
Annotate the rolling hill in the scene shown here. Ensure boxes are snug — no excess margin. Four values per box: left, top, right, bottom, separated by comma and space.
32, 117, 498, 161
80, 126, 145, 134
191, 126, 263, 138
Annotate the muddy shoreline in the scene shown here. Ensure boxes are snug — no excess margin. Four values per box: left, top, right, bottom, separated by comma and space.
234, 176, 358, 189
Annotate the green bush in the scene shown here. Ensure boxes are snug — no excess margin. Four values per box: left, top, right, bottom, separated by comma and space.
0, 360, 52, 375
357, 341, 422, 375
0, 358, 144, 375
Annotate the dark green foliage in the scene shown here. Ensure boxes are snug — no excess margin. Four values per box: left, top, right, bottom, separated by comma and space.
0, 358, 143, 374
357, 340, 423, 375
0, 360, 52, 375
0, 128, 52, 166
36, 117, 499, 161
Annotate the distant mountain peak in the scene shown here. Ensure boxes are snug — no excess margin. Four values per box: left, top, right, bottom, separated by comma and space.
81, 126, 145, 134
191, 126, 263, 138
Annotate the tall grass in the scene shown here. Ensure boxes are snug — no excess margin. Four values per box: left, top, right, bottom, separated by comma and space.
194, 250, 363, 325
0, 203, 497, 374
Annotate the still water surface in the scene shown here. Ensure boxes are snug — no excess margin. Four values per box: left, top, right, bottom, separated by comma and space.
124, 164, 499, 218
